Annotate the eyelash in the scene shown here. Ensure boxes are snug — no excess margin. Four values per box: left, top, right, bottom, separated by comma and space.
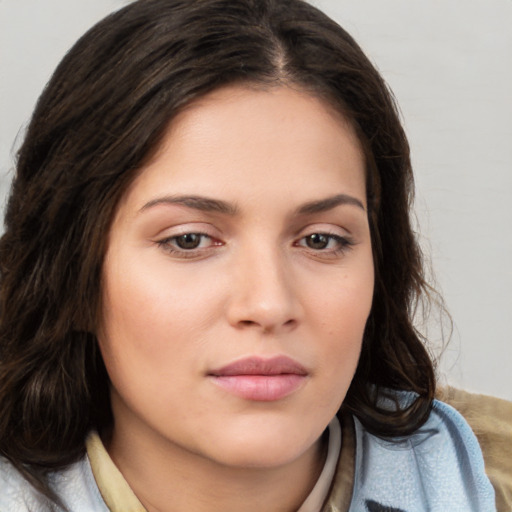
156, 231, 354, 259
295, 233, 354, 256
157, 232, 219, 259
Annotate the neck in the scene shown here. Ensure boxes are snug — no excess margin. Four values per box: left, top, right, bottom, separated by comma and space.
106, 420, 327, 512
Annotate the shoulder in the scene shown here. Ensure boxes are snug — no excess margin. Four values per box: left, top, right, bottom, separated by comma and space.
0, 455, 109, 512
0, 457, 45, 511
349, 397, 496, 512
438, 386, 512, 512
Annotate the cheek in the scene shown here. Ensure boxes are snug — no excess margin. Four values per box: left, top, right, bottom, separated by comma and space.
101, 254, 222, 341
306, 260, 373, 391
309, 259, 374, 336
97, 254, 231, 397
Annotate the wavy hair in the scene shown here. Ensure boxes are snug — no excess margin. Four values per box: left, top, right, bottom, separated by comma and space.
0, 0, 436, 503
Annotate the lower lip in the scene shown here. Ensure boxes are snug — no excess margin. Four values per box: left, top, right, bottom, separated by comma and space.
210, 374, 306, 401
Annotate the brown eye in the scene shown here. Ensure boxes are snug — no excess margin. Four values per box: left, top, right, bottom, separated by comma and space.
175, 233, 203, 249
305, 233, 330, 250
157, 232, 222, 258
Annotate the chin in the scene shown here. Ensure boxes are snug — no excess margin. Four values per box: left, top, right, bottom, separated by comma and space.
198, 419, 324, 470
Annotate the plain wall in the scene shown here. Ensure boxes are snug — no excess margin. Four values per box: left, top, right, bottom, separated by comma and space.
1, 0, 511, 400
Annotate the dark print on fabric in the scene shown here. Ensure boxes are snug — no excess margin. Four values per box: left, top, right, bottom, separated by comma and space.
365, 500, 406, 512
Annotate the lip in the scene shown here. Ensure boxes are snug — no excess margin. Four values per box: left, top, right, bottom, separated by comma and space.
208, 356, 308, 401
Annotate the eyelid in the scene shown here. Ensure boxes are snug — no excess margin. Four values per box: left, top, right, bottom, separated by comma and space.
153, 221, 221, 238
153, 222, 225, 259
295, 222, 352, 239
293, 223, 356, 257
296, 232, 353, 247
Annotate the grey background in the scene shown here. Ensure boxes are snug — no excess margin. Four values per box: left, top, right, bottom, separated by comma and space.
1, 0, 511, 400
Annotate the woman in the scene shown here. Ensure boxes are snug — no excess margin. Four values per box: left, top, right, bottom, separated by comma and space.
0, 0, 496, 510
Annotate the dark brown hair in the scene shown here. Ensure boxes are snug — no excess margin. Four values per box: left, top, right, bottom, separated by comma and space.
0, 0, 436, 502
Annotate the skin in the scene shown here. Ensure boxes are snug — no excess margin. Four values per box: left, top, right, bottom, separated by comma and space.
98, 84, 374, 512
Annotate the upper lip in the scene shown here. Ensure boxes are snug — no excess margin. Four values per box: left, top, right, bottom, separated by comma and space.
209, 356, 308, 376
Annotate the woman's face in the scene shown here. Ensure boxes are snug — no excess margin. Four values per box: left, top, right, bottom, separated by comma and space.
99, 85, 374, 469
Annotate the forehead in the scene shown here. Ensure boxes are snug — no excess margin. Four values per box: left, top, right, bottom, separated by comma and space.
162, 83, 362, 159
118, 84, 367, 213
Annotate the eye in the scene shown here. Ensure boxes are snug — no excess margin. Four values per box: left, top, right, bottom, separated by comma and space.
173, 233, 207, 250
157, 232, 221, 258
303, 233, 334, 250
299, 233, 346, 250
295, 232, 354, 257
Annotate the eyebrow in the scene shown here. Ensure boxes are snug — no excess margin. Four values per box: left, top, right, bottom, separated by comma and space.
140, 195, 239, 215
140, 193, 365, 216
295, 194, 365, 215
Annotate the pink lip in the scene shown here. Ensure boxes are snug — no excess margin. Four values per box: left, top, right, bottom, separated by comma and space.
208, 356, 308, 401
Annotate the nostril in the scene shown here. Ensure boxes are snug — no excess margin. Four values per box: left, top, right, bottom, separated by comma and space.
239, 320, 257, 327
236, 318, 297, 332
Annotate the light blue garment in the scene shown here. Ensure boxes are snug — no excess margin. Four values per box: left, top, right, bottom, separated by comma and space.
349, 400, 496, 511
0, 455, 108, 512
0, 399, 496, 511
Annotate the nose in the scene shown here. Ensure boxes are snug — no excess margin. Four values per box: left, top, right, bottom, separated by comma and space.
225, 246, 301, 333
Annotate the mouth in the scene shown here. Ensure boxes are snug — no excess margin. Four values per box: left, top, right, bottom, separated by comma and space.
208, 356, 308, 401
